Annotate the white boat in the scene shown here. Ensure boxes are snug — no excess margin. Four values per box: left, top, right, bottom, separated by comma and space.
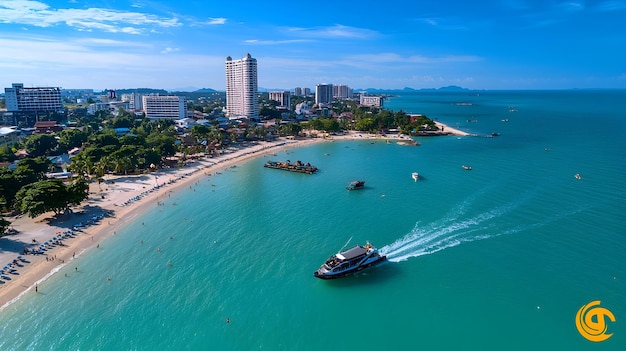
412, 172, 419, 181
314, 242, 387, 279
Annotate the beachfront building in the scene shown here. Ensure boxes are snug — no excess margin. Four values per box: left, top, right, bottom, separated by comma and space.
315, 84, 333, 106
269, 91, 291, 108
4, 83, 64, 114
142, 95, 187, 120
225, 53, 258, 119
333, 84, 353, 100
359, 93, 384, 108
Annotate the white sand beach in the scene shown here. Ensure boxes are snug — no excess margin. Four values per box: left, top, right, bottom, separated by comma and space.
0, 127, 466, 309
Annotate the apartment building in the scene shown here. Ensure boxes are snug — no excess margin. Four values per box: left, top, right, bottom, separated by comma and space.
225, 53, 258, 118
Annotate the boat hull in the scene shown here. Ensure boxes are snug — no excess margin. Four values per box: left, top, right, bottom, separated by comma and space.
313, 256, 387, 279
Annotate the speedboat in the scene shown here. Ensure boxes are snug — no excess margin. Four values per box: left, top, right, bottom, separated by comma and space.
462, 165, 472, 170
346, 180, 365, 190
313, 242, 387, 279
412, 172, 419, 181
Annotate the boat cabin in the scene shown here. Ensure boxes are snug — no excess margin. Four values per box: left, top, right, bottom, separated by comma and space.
336, 245, 368, 261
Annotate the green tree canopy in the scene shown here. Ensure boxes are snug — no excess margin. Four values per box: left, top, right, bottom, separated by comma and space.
0, 144, 16, 162
147, 133, 176, 157
279, 123, 302, 137
17, 156, 52, 176
120, 134, 147, 147
23, 134, 59, 157
14, 178, 88, 218
355, 117, 376, 132
90, 132, 120, 148
0, 216, 10, 237
57, 129, 89, 151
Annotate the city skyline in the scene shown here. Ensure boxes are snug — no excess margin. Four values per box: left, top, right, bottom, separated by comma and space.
1, 0, 625, 91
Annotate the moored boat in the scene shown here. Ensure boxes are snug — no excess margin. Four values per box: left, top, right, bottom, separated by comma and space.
346, 180, 365, 190
264, 160, 318, 174
412, 172, 419, 181
313, 242, 387, 279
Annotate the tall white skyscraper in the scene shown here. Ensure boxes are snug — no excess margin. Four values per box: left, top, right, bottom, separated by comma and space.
225, 53, 258, 118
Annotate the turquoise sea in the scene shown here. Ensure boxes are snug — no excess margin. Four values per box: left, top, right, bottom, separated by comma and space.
1, 90, 625, 350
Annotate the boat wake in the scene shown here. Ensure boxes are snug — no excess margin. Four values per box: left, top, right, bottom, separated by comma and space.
380, 196, 524, 262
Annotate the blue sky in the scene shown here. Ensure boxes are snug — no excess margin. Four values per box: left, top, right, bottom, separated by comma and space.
1, 0, 625, 91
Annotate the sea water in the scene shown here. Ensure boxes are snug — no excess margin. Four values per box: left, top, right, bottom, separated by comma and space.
0, 90, 624, 350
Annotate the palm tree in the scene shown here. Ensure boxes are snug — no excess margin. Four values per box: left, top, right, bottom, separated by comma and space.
112, 156, 132, 175
68, 153, 93, 178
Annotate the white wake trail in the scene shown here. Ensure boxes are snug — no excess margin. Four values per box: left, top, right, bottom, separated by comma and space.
380, 185, 544, 263
380, 206, 507, 262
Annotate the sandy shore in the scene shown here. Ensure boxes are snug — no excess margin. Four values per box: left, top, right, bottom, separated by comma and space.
0, 126, 466, 309
434, 121, 469, 136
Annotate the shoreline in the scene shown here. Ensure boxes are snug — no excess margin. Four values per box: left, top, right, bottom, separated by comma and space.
0, 126, 466, 310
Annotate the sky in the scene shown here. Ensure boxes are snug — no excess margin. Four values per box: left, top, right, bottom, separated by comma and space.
1, 0, 625, 91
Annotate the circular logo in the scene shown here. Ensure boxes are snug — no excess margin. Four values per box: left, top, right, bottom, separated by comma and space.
575, 300, 615, 342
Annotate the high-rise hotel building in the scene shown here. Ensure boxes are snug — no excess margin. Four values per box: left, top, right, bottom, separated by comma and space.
225, 53, 258, 118
142, 95, 187, 120
4, 83, 64, 114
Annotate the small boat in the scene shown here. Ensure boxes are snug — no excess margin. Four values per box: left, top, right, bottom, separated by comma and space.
412, 172, 419, 181
462, 165, 472, 170
313, 242, 387, 279
575, 173, 581, 180
346, 180, 365, 190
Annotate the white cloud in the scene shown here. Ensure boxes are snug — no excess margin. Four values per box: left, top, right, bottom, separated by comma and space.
419, 18, 439, 26
0, 0, 181, 34
207, 17, 226, 25
286, 24, 379, 39
0, 35, 226, 89
160, 47, 180, 54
